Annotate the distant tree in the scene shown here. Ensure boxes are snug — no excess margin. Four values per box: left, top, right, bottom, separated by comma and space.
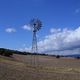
0, 48, 4, 55
56, 55, 60, 58
0, 48, 13, 57
76, 56, 80, 59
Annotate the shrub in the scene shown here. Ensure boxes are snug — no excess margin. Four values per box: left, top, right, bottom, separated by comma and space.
76, 56, 80, 59
56, 55, 60, 58
0, 48, 13, 57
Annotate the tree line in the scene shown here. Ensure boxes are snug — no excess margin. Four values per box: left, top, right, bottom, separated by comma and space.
0, 48, 79, 59
0, 48, 47, 57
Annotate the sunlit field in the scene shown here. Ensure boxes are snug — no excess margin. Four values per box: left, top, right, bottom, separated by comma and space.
0, 54, 80, 80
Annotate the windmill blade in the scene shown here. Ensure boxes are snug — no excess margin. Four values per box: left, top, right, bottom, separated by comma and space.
29, 18, 42, 32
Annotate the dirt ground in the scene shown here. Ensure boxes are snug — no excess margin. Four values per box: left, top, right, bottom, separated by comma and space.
0, 54, 80, 80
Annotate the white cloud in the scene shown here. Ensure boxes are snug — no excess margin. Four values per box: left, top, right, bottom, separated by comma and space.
19, 47, 31, 52
50, 28, 61, 33
22, 25, 31, 31
5, 28, 16, 33
19, 26, 80, 55
18, 43, 31, 52
75, 8, 80, 14
38, 27, 80, 55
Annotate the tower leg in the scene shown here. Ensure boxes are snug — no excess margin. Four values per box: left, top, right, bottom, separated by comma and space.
32, 31, 38, 53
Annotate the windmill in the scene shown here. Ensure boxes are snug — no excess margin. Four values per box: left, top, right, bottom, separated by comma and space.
29, 18, 42, 54
29, 18, 42, 79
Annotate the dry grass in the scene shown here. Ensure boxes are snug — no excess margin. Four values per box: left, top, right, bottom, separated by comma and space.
0, 54, 80, 80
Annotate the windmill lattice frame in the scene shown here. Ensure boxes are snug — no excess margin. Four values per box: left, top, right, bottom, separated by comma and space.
30, 18, 42, 53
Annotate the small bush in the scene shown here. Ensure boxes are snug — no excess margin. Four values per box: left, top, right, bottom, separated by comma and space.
56, 55, 60, 58
76, 56, 80, 59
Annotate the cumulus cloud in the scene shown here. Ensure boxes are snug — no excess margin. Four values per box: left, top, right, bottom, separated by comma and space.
19, 27, 80, 55
22, 25, 31, 31
19, 47, 31, 52
38, 27, 80, 55
5, 28, 16, 33
50, 28, 61, 33
18, 43, 31, 52
75, 8, 80, 14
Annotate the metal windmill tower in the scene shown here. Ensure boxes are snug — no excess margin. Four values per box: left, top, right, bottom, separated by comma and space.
29, 18, 42, 53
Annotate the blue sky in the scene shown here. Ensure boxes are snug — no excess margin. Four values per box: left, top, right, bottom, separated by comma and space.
0, 0, 80, 54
